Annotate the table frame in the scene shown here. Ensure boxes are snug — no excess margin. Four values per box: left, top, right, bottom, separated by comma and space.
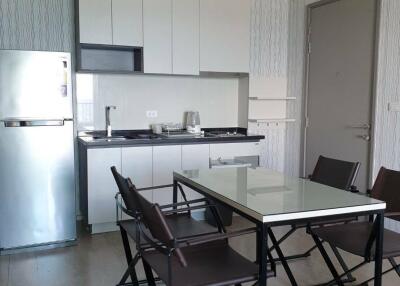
173, 173, 385, 286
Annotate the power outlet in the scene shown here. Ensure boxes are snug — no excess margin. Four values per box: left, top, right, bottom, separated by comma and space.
146, 110, 158, 118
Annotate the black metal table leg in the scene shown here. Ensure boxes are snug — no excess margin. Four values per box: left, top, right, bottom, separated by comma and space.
374, 212, 384, 286
268, 229, 298, 286
258, 223, 268, 286
173, 179, 178, 209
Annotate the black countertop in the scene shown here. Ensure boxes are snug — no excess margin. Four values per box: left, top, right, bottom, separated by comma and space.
78, 128, 265, 148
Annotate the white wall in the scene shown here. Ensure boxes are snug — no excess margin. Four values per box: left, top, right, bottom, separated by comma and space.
76, 74, 241, 130
0, 0, 74, 52
371, 0, 400, 233
249, 0, 290, 172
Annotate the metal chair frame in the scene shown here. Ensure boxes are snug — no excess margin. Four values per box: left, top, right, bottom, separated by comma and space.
115, 182, 228, 286
309, 214, 400, 286
308, 167, 400, 285
132, 206, 259, 286
268, 157, 360, 283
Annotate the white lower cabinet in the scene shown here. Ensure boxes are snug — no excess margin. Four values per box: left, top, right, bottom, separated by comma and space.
153, 145, 182, 206
210, 142, 261, 160
87, 148, 121, 228
121, 146, 153, 219
181, 144, 210, 201
84, 142, 260, 233
122, 146, 153, 201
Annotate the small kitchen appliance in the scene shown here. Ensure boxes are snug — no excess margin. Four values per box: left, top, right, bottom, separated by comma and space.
185, 111, 201, 134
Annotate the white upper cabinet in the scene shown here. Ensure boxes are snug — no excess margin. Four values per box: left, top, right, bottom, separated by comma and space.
143, 0, 173, 74
112, 0, 143, 46
172, 0, 200, 75
200, 0, 251, 73
79, 0, 113, 45
78, 0, 143, 46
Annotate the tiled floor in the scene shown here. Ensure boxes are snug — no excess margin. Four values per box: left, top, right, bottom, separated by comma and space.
0, 217, 398, 286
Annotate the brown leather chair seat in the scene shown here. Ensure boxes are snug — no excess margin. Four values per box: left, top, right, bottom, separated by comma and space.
119, 213, 219, 244
313, 221, 400, 259
142, 240, 264, 286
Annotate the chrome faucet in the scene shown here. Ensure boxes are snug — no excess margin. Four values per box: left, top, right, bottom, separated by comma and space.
105, 106, 116, 137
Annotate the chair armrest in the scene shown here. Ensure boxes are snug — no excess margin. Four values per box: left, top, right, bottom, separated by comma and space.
135, 221, 172, 255
159, 198, 209, 209
176, 227, 256, 247
136, 184, 174, 191
162, 203, 214, 215
115, 193, 137, 218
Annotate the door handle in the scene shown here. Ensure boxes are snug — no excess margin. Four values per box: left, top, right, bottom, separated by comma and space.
348, 124, 371, 130
356, 134, 370, 141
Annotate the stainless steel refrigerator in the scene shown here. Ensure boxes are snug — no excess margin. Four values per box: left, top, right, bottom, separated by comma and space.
0, 50, 76, 252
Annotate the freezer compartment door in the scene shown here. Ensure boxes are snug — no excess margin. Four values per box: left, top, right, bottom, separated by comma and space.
0, 50, 73, 119
0, 121, 76, 249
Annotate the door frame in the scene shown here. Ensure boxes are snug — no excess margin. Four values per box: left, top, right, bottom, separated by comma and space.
301, 0, 382, 188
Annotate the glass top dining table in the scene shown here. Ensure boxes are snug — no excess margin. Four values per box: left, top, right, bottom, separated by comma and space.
173, 167, 386, 286
173, 167, 385, 223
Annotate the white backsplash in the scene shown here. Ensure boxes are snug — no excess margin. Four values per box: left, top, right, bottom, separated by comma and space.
76, 73, 242, 131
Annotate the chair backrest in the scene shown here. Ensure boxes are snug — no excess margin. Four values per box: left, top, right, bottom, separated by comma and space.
370, 167, 400, 215
310, 155, 360, 191
110, 166, 141, 215
129, 185, 188, 267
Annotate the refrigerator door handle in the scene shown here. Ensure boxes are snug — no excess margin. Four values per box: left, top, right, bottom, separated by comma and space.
1, 119, 66, 127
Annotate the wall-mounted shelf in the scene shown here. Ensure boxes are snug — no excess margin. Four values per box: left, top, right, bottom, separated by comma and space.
76, 43, 143, 73
249, 97, 296, 100
248, 118, 296, 123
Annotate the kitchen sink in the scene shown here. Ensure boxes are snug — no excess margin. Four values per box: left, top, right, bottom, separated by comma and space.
134, 134, 162, 140
92, 135, 133, 141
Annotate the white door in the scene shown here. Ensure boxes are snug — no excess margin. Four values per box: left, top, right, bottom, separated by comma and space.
305, 0, 377, 193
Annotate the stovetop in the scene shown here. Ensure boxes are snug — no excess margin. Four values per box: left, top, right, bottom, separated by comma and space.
205, 130, 246, 137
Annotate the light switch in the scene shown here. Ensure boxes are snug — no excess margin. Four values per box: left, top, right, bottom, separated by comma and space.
388, 102, 400, 112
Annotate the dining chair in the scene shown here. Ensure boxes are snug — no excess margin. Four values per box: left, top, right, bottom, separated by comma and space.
111, 166, 223, 286
127, 179, 270, 286
268, 156, 360, 282
309, 166, 400, 286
